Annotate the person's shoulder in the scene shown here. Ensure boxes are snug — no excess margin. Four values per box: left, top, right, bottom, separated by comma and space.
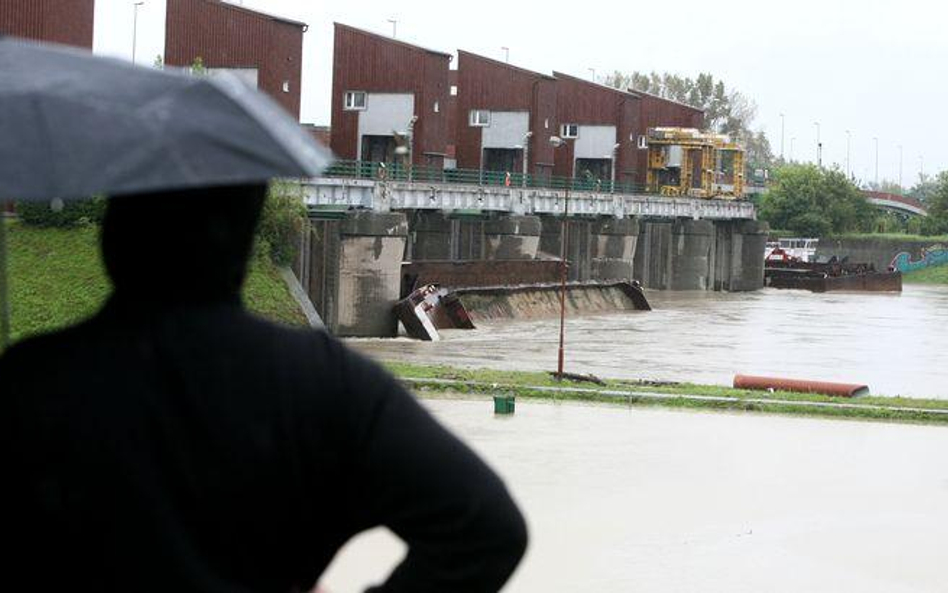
0, 321, 93, 375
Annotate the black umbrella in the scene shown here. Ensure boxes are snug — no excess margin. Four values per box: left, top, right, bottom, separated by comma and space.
0, 36, 333, 348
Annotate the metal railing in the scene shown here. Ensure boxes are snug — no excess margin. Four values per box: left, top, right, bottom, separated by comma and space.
323, 160, 649, 195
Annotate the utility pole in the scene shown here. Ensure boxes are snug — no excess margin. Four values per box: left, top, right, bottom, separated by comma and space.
387, 18, 397, 38
813, 121, 821, 167
873, 137, 879, 186
132, 1, 144, 65
779, 113, 785, 161
898, 144, 903, 193
845, 130, 851, 178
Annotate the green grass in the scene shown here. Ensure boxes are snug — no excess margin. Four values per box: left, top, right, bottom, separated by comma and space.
830, 232, 948, 242
5, 221, 306, 345
902, 264, 948, 285
383, 362, 948, 426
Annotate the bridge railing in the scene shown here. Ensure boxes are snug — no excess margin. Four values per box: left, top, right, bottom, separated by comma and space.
323, 160, 649, 196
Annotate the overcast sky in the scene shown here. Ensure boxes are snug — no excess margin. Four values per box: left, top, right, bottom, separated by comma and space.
93, 0, 946, 187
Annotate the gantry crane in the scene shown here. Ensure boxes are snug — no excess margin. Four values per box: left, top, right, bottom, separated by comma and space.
644, 127, 745, 199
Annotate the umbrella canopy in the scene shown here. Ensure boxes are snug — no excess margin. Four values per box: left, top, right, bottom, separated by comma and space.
0, 36, 335, 350
0, 36, 332, 202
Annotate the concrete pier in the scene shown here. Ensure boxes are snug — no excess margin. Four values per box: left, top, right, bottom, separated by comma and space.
591, 217, 639, 281
633, 221, 673, 289
296, 210, 408, 337
483, 215, 541, 260
670, 219, 714, 290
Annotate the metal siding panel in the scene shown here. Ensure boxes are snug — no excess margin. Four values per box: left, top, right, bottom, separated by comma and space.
330, 24, 449, 165
0, 0, 94, 48
165, 0, 303, 118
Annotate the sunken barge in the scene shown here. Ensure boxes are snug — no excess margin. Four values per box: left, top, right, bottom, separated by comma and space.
764, 250, 901, 293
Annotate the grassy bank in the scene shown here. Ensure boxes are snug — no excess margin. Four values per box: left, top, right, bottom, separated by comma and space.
383, 362, 948, 426
4, 221, 306, 345
902, 264, 948, 285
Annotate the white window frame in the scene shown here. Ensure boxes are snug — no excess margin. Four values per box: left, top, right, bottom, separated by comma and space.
433, 100, 440, 113
560, 123, 578, 139
282, 80, 290, 93
637, 135, 648, 149
469, 109, 491, 127
450, 85, 458, 96
344, 90, 367, 111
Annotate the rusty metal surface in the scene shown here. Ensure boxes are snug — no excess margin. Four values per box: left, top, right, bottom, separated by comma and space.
330, 23, 451, 165
164, 0, 305, 118
394, 284, 475, 341
734, 375, 869, 398
0, 0, 94, 48
765, 258, 903, 292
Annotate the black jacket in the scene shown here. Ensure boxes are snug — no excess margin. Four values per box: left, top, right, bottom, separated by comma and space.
0, 187, 526, 592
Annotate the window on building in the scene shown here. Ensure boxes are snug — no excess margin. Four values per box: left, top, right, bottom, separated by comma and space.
282, 81, 290, 93
434, 101, 440, 113
544, 118, 550, 129
344, 91, 367, 110
450, 85, 458, 96
469, 109, 490, 127
637, 135, 648, 149
560, 123, 578, 138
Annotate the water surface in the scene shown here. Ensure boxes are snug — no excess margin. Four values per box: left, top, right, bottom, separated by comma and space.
350, 285, 948, 399
322, 399, 948, 592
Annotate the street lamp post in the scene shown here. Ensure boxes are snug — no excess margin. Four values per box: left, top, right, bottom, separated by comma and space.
387, 18, 397, 38
816, 124, 822, 167
588, 68, 596, 82
132, 1, 144, 65
845, 130, 852, 178
779, 113, 785, 161
898, 144, 903, 193
502, 47, 510, 63
610, 143, 620, 193
550, 135, 569, 378
873, 137, 879, 186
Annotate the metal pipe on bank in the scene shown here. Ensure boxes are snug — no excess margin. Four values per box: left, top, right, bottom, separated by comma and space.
734, 375, 869, 398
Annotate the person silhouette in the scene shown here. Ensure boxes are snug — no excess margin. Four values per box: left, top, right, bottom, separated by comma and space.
0, 184, 527, 592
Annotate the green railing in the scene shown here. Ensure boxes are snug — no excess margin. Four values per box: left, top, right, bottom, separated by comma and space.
323, 160, 648, 195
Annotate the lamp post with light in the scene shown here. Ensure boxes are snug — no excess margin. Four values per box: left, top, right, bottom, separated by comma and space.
132, 2, 144, 65
550, 135, 570, 378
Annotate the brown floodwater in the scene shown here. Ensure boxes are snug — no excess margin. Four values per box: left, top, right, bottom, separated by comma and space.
321, 399, 948, 592
349, 285, 948, 399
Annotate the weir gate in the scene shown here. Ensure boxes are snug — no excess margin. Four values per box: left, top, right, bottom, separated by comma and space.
293, 177, 768, 337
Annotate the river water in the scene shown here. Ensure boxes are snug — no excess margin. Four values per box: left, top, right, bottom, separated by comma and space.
321, 399, 948, 592
349, 284, 948, 399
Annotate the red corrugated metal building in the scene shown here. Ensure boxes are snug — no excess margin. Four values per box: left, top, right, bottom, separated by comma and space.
455, 51, 557, 180
0, 0, 94, 48
551, 72, 641, 185
164, 0, 305, 119
330, 23, 451, 169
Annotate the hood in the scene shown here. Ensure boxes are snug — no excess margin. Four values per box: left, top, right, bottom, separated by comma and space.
101, 184, 267, 304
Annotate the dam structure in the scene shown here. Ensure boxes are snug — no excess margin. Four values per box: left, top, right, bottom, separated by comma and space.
293, 175, 768, 337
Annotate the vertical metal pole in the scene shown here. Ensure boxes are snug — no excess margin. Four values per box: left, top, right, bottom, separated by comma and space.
557, 185, 569, 377
873, 137, 879, 186
779, 113, 785, 161
898, 145, 903, 192
0, 203, 10, 351
132, 2, 144, 65
845, 130, 851, 178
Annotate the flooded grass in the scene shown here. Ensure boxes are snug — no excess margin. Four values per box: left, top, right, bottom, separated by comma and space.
385, 361, 948, 425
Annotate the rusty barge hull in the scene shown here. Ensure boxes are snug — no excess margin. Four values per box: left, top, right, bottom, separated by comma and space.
765, 269, 902, 292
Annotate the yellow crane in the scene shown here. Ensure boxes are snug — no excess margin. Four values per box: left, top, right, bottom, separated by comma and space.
644, 127, 745, 199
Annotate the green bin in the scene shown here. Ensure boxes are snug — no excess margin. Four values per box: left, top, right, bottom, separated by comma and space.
493, 395, 515, 415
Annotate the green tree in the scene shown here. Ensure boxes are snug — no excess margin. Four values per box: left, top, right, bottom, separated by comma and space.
919, 171, 948, 235
759, 164, 876, 236
604, 70, 774, 174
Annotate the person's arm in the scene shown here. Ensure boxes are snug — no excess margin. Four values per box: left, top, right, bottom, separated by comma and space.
328, 340, 528, 592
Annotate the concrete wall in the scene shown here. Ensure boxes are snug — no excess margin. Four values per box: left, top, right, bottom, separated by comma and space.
816, 237, 948, 272
297, 211, 408, 337
634, 221, 673, 289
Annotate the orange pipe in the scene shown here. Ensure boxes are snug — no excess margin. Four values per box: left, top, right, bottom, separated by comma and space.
733, 375, 869, 398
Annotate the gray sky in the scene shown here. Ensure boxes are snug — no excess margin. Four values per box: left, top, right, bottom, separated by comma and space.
94, 0, 947, 187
